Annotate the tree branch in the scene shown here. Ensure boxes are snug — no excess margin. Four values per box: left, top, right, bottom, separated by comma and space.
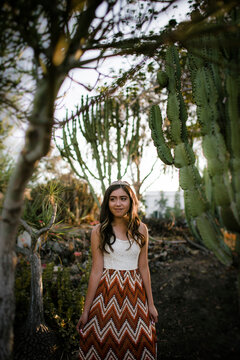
37, 203, 57, 237
19, 219, 33, 237
15, 245, 30, 258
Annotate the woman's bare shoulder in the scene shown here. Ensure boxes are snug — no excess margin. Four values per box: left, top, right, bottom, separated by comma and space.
91, 223, 101, 239
92, 223, 101, 233
91, 224, 101, 248
138, 221, 148, 236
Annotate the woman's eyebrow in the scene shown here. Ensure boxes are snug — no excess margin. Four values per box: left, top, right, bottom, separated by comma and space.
110, 195, 127, 198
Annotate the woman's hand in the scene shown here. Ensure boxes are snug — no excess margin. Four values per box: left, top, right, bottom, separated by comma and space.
148, 304, 158, 324
76, 311, 88, 334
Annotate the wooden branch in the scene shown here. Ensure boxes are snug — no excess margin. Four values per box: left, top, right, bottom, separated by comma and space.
66, 0, 106, 58
37, 204, 57, 237
19, 219, 33, 237
149, 236, 186, 244
57, 56, 148, 127
15, 245, 30, 258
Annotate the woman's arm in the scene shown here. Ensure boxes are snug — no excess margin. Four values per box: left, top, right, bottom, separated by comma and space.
138, 223, 158, 323
76, 225, 104, 333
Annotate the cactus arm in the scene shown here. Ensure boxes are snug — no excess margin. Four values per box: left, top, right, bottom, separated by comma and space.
196, 214, 232, 265
95, 101, 106, 176
227, 73, 240, 223
103, 99, 112, 185
149, 105, 174, 165
116, 102, 122, 180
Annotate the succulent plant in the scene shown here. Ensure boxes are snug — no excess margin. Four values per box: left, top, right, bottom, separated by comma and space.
149, 39, 240, 266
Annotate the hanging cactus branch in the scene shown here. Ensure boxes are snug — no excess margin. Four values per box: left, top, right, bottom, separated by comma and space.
149, 105, 173, 165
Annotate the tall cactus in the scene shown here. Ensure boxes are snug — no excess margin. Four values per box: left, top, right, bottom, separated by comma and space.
56, 96, 144, 207
150, 41, 239, 263
149, 9, 240, 278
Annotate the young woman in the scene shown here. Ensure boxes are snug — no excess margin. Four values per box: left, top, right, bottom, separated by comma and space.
76, 180, 158, 359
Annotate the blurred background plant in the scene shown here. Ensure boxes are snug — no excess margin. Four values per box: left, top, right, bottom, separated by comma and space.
0, 121, 14, 209
14, 253, 91, 359
21, 175, 98, 231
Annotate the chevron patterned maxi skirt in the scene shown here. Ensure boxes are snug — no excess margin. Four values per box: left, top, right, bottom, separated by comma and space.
78, 268, 157, 360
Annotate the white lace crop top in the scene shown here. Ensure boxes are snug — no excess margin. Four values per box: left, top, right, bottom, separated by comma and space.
103, 237, 141, 270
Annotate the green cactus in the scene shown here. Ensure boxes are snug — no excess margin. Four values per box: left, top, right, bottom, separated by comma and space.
149, 105, 173, 165
149, 9, 240, 293
149, 43, 236, 266
157, 71, 168, 89
56, 95, 145, 207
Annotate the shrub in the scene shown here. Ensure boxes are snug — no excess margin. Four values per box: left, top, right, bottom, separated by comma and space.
14, 258, 31, 326
14, 253, 91, 359
42, 258, 91, 358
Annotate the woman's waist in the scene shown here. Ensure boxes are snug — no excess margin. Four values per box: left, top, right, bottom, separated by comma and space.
103, 264, 139, 270
102, 267, 140, 274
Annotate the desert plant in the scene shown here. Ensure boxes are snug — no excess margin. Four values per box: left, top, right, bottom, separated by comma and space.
25, 177, 98, 226
149, 8, 240, 306
56, 95, 156, 206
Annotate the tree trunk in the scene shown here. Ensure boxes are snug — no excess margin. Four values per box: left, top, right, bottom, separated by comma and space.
0, 75, 60, 360
0, 157, 36, 360
27, 252, 45, 332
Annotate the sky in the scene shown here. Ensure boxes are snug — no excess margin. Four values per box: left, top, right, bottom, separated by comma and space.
5, 0, 192, 194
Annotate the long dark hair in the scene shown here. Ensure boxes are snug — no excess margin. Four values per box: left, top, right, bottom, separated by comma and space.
99, 181, 145, 252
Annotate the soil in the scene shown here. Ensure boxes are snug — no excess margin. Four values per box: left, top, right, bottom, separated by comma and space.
148, 236, 240, 360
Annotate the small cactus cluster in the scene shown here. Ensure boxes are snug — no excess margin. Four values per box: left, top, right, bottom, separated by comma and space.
149, 29, 240, 266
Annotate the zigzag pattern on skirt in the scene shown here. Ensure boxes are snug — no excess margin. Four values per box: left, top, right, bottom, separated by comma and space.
79, 268, 157, 360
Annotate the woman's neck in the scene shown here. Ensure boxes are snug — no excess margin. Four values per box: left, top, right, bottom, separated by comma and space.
112, 216, 128, 227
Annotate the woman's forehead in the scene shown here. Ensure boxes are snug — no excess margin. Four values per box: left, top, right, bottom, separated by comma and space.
109, 188, 129, 197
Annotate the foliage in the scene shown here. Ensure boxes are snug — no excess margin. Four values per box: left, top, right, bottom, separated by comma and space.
154, 191, 168, 219
0, 122, 14, 197
55, 175, 99, 224
14, 253, 92, 359
0, 2, 30, 122
23, 176, 98, 227
171, 191, 184, 220
153, 191, 185, 224
0, 151, 14, 196
22, 181, 63, 230
14, 258, 31, 325
42, 259, 91, 358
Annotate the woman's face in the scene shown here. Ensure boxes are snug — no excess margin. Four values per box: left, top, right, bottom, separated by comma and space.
108, 188, 131, 218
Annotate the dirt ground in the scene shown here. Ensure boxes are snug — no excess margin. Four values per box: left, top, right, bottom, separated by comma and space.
148, 237, 240, 360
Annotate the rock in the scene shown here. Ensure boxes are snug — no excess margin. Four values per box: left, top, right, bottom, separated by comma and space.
159, 251, 168, 258
17, 231, 41, 249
